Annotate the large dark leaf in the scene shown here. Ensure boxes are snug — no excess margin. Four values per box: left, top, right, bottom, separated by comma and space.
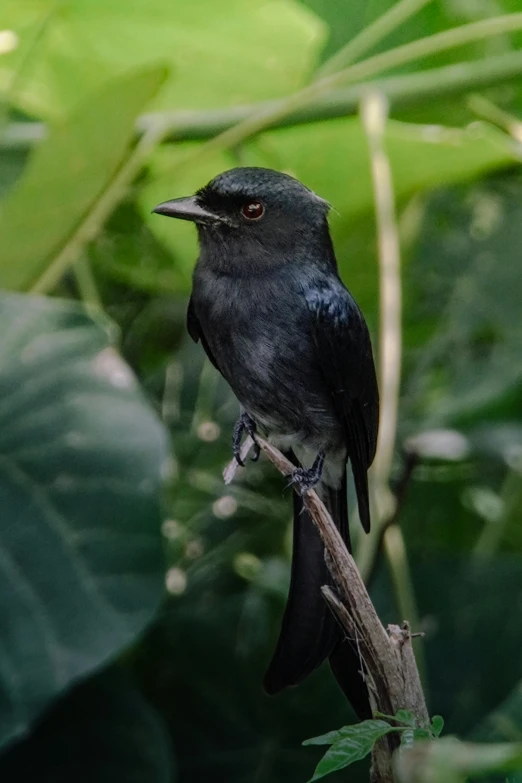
138, 602, 369, 783
0, 667, 174, 782
0, 292, 168, 749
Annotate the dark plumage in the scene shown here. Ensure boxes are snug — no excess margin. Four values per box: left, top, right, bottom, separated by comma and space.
154, 167, 379, 716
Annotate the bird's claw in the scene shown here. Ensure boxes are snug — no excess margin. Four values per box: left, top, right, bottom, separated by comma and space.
233, 412, 257, 466
286, 451, 325, 495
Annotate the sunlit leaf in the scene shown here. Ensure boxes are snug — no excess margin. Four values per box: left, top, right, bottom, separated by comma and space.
0, 66, 167, 292
0, 0, 324, 118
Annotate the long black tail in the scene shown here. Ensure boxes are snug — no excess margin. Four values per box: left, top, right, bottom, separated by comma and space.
263, 455, 370, 718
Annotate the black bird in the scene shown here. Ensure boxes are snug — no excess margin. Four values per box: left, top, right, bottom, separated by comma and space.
154, 168, 379, 716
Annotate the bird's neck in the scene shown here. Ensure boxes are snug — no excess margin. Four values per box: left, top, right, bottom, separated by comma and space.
196, 221, 338, 279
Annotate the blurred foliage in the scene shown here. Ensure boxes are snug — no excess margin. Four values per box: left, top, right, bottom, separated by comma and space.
0, 292, 168, 750
0, 667, 173, 782
0, 1, 522, 781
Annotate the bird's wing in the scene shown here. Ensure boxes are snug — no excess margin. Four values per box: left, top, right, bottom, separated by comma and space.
305, 280, 379, 532
187, 296, 220, 372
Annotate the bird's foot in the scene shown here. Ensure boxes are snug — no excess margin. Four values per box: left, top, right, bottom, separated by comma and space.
287, 451, 325, 495
233, 412, 259, 466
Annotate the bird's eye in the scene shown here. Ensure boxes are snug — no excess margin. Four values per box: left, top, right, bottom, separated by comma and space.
241, 201, 264, 221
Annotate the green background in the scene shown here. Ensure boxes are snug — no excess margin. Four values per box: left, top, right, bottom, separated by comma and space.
1, 1, 522, 780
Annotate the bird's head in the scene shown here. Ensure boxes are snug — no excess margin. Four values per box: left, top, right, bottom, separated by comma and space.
153, 167, 332, 273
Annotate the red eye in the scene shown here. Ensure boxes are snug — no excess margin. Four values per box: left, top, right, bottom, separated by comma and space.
241, 201, 264, 220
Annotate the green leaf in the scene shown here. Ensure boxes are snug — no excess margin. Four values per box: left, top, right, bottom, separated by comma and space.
0, 668, 173, 782
305, 720, 397, 781
431, 715, 444, 737
0, 65, 167, 292
303, 718, 392, 746
0, 0, 324, 119
374, 709, 417, 727
0, 292, 169, 749
395, 709, 417, 727
411, 728, 432, 741
0, 149, 29, 200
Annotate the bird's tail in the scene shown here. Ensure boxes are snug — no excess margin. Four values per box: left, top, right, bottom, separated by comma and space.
263, 454, 370, 717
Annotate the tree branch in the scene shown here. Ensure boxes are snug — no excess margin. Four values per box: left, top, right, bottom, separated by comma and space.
224, 434, 429, 781
3, 49, 522, 151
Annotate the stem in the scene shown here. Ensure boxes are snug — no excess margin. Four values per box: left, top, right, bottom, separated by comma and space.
317, 0, 435, 77
73, 255, 103, 311
4, 49, 522, 150
468, 94, 522, 144
362, 92, 401, 486
360, 91, 425, 679
29, 120, 167, 295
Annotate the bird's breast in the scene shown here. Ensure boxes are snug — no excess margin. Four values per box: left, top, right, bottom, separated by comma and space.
192, 268, 342, 448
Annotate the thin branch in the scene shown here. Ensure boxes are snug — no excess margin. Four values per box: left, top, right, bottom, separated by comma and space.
316, 0, 435, 78
468, 93, 522, 145
362, 92, 401, 491
360, 91, 425, 692
4, 50, 522, 151
7, 16, 521, 166
73, 255, 103, 312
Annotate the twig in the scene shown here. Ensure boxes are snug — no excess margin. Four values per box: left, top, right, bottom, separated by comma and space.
223, 436, 254, 484
73, 254, 103, 312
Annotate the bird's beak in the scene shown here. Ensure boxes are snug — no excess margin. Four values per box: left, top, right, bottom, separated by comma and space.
152, 196, 224, 224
